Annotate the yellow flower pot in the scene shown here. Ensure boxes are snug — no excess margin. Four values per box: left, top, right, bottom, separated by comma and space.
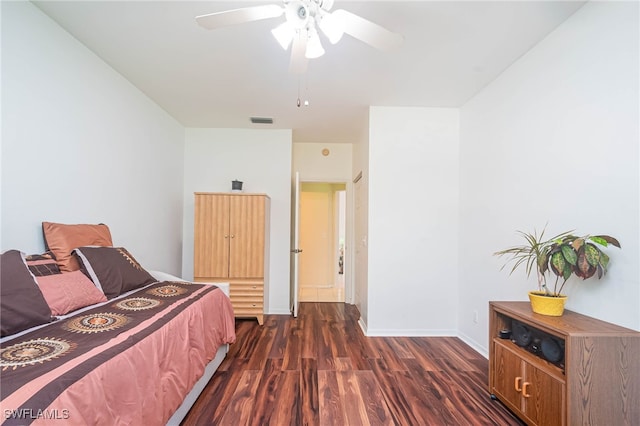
528, 291, 568, 316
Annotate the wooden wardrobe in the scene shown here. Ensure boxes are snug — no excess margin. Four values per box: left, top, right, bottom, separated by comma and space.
193, 192, 270, 325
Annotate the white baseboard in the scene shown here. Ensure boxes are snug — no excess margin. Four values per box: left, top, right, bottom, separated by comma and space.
362, 328, 458, 337
357, 315, 488, 358
357, 315, 457, 337
457, 331, 488, 359
267, 308, 292, 315
358, 317, 368, 335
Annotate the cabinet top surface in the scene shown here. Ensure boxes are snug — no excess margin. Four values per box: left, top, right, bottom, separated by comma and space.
490, 301, 640, 335
195, 192, 269, 197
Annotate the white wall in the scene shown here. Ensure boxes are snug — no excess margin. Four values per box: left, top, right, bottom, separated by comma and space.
366, 107, 460, 335
182, 128, 292, 314
6, 0, 637, 349
458, 1, 640, 354
292, 142, 354, 301
1, 1, 185, 273
292, 143, 352, 181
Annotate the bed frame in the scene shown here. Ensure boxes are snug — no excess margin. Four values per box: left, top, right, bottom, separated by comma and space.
149, 271, 231, 426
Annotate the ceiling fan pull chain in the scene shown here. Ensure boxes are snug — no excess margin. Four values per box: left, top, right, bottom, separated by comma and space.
304, 74, 310, 106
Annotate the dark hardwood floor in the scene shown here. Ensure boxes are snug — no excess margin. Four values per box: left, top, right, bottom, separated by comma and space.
181, 303, 523, 425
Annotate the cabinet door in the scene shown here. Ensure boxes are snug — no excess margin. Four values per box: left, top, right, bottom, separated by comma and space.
229, 195, 265, 278
194, 194, 230, 278
493, 340, 565, 426
522, 363, 565, 426
493, 341, 525, 414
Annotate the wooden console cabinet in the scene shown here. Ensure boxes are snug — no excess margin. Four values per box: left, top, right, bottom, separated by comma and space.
194, 193, 270, 325
489, 301, 639, 426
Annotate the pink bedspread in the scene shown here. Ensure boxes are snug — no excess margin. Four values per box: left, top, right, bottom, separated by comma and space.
1, 281, 236, 425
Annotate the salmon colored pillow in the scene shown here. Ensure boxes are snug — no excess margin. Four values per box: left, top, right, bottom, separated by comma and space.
36, 270, 107, 316
42, 222, 113, 272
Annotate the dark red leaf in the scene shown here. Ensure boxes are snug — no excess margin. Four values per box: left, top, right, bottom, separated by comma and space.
575, 246, 596, 279
597, 264, 603, 279
595, 235, 621, 248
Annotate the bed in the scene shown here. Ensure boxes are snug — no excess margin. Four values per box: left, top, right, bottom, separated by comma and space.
0, 225, 236, 426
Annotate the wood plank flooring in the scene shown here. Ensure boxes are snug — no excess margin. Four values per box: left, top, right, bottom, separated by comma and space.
181, 303, 523, 425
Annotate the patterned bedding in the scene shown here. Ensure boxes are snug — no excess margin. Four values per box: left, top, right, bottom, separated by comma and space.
0, 281, 236, 425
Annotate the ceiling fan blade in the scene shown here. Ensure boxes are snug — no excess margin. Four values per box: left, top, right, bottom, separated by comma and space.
289, 31, 309, 74
196, 5, 284, 30
332, 9, 403, 51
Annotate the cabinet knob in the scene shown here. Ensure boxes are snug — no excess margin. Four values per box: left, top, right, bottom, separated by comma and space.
514, 377, 522, 392
522, 382, 531, 398
224, 235, 229, 239
231, 234, 235, 238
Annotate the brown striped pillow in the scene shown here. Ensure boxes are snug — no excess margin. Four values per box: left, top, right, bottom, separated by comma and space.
25, 251, 61, 276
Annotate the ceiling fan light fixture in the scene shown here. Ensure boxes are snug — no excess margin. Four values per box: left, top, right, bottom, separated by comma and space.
196, 0, 404, 73
271, 22, 294, 50
284, 1, 309, 29
305, 26, 325, 59
319, 0, 335, 12
318, 11, 343, 44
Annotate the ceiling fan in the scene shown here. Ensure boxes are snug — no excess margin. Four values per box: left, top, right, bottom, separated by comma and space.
196, 0, 403, 74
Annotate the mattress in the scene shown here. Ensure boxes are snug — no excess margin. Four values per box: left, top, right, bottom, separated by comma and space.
0, 280, 235, 425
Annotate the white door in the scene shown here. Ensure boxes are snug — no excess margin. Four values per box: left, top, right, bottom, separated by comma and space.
353, 174, 364, 310
290, 171, 301, 317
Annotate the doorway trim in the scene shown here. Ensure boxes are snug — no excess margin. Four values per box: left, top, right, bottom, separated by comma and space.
296, 176, 354, 304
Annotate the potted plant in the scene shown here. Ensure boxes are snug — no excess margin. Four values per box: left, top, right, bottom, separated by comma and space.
494, 226, 621, 316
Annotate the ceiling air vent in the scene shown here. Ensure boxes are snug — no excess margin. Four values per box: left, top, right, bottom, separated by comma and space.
250, 117, 273, 124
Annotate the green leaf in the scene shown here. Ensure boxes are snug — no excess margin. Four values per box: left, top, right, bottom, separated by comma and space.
589, 236, 608, 247
600, 250, 610, 271
549, 251, 568, 278
560, 244, 578, 266
563, 263, 573, 281
593, 235, 621, 248
539, 253, 549, 274
584, 243, 601, 267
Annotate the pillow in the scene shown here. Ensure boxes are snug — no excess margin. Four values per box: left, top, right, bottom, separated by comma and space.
42, 222, 113, 272
25, 251, 61, 276
36, 271, 108, 316
1, 250, 53, 337
74, 246, 156, 299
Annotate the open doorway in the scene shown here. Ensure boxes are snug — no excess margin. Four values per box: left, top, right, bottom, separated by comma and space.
298, 182, 346, 302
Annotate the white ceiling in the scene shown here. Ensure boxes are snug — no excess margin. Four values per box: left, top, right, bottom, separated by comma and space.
33, 1, 585, 143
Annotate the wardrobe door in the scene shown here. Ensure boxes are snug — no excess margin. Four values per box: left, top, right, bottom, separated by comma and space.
194, 194, 230, 278
229, 195, 265, 279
